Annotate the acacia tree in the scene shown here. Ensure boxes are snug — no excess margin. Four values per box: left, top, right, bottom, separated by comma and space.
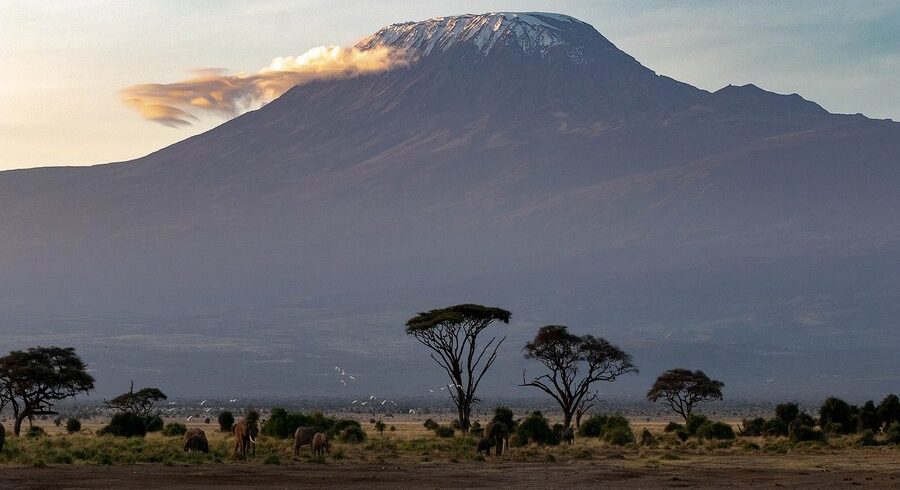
0, 346, 95, 435
520, 325, 637, 429
647, 368, 723, 423
405, 304, 511, 431
105, 382, 167, 416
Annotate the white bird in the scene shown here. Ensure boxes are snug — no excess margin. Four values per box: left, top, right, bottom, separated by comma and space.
334, 366, 340, 371
361, 401, 368, 406
351, 400, 359, 405
439, 387, 445, 391
166, 408, 175, 412
340, 380, 346, 385
409, 409, 416, 414
199, 400, 207, 405
428, 389, 434, 393
168, 401, 176, 405
204, 407, 212, 413
187, 416, 193, 421
229, 398, 238, 403
369, 395, 376, 400
389, 400, 397, 406
381, 399, 387, 405
348, 375, 355, 381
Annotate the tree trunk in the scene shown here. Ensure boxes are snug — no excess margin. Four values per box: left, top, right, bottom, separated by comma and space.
14, 410, 29, 436
563, 409, 573, 430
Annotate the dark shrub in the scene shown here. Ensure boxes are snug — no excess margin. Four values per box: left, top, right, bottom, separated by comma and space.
161, 422, 187, 437
423, 418, 439, 430
493, 406, 517, 430
857, 429, 879, 446
144, 414, 164, 432
100, 412, 147, 437
739, 417, 766, 436
763, 418, 788, 437
262, 408, 346, 439
516, 411, 559, 445
886, 422, 900, 445
664, 422, 684, 433
218, 411, 234, 432
789, 424, 826, 443
856, 400, 880, 433
449, 419, 461, 430
676, 430, 689, 441
374, 420, 386, 434
819, 397, 853, 434
340, 425, 366, 443
434, 425, 455, 438
578, 414, 608, 438
333, 419, 361, 433
775, 403, 799, 424
877, 394, 900, 429
26, 426, 45, 438
639, 428, 656, 446
66, 417, 82, 434
604, 425, 635, 445
696, 421, 735, 440
686, 414, 709, 435
796, 412, 816, 429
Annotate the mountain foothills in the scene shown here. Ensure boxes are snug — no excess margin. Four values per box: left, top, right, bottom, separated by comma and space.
1, 13, 898, 398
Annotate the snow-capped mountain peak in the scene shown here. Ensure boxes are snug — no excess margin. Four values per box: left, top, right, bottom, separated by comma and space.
356, 12, 597, 59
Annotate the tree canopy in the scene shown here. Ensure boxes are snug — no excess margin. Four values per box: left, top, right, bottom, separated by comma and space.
105, 383, 168, 416
521, 325, 637, 428
405, 303, 511, 431
0, 346, 95, 435
646, 368, 723, 422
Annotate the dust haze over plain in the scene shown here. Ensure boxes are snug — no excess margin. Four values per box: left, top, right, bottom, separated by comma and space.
1, 13, 898, 401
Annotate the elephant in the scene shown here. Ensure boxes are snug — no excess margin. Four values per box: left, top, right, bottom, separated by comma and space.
293, 426, 316, 456
312, 432, 330, 456
233, 411, 260, 459
562, 427, 575, 444
476, 438, 493, 455
183, 428, 209, 453
0, 424, 5, 452
484, 421, 509, 456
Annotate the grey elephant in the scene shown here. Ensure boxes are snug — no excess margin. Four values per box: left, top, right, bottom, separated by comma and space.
312, 432, 330, 456
293, 426, 316, 456
476, 437, 493, 455
183, 428, 209, 453
484, 421, 509, 456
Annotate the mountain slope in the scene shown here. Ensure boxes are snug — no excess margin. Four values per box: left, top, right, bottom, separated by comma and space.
1, 13, 898, 398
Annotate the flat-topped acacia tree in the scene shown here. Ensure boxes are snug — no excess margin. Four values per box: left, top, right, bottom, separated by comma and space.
405, 304, 511, 431
647, 368, 724, 423
521, 325, 637, 429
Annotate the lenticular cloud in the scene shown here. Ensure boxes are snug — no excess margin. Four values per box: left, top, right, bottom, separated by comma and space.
120, 46, 408, 127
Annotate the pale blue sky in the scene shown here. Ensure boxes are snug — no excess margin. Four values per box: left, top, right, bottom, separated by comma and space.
1, 0, 897, 170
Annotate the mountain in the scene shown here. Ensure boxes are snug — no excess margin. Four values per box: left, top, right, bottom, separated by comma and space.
1, 13, 898, 399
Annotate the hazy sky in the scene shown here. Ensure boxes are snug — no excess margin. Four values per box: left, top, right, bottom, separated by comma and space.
1, 0, 898, 170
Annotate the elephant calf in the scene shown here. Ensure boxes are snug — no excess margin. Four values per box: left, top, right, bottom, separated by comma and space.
476, 438, 493, 455
312, 432, 330, 456
293, 426, 316, 456
183, 428, 209, 453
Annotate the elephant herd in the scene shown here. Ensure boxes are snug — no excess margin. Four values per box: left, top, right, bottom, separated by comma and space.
180, 412, 331, 460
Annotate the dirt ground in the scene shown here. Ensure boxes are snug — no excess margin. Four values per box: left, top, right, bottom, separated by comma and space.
2, 449, 898, 489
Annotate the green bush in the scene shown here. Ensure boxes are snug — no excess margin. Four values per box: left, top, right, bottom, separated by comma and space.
26, 426, 45, 438
492, 406, 517, 431
664, 422, 684, 433
604, 425, 634, 446
885, 422, 900, 445
218, 411, 235, 432
161, 422, 187, 437
857, 400, 880, 433
877, 394, 900, 429
261, 408, 352, 439
66, 417, 82, 434
819, 397, 853, 434
99, 413, 147, 437
516, 411, 558, 445
856, 429, 879, 446
144, 415, 164, 432
423, 418, 439, 430
774, 403, 799, 424
763, 418, 788, 437
449, 419, 461, 430
739, 417, 766, 436
339, 425, 367, 443
789, 424, 826, 443
686, 414, 709, 435
696, 421, 735, 440
578, 414, 608, 438
434, 425, 455, 438
374, 420, 386, 434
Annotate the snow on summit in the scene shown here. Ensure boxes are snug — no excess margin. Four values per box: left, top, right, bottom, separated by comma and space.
357, 12, 587, 57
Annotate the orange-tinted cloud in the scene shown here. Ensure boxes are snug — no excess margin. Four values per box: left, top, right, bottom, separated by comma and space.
120, 46, 409, 127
